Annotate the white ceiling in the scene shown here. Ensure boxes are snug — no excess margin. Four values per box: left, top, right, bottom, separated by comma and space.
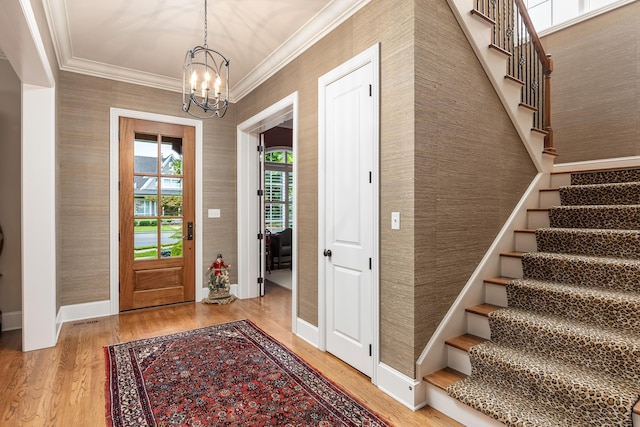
40, 0, 369, 101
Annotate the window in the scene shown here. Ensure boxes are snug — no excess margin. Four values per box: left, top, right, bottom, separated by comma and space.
526, 0, 623, 31
264, 149, 293, 232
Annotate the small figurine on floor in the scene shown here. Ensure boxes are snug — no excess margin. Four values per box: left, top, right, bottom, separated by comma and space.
202, 253, 236, 305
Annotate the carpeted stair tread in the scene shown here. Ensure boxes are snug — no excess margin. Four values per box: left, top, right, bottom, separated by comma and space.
559, 182, 640, 206
463, 341, 640, 426
535, 228, 640, 259
507, 278, 640, 331
570, 168, 640, 185
447, 375, 591, 427
549, 205, 640, 230
521, 252, 640, 292
488, 307, 640, 382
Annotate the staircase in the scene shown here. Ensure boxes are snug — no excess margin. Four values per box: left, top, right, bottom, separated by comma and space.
425, 167, 640, 426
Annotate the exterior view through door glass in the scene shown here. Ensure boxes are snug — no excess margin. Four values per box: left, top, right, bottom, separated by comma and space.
119, 118, 195, 311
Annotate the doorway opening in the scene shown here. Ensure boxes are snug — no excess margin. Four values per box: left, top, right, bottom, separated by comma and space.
262, 125, 294, 293
236, 93, 298, 332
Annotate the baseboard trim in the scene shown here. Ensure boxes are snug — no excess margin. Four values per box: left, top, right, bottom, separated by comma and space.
376, 363, 426, 411
295, 317, 319, 347
57, 300, 111, 324
1, 310, 22, 331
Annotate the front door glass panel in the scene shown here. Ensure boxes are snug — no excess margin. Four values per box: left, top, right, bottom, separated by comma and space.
133, 133, 184, 260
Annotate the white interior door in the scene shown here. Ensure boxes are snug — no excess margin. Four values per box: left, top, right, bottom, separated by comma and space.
322, 60, 375, 377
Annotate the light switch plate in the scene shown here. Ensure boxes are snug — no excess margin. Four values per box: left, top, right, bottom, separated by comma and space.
208, 209, 221, 218
391, 212, 400, 230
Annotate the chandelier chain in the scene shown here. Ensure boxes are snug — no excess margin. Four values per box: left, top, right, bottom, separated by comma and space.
203, 0, 208, 47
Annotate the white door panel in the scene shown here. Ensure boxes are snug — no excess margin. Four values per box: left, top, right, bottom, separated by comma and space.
323, 60, 374, 377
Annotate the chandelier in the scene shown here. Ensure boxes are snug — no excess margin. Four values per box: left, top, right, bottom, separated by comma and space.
182, 0, 230, 118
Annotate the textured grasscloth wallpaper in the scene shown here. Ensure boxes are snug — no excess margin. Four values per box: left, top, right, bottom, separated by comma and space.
541, 2, 640, 163
236, 0, 536, 377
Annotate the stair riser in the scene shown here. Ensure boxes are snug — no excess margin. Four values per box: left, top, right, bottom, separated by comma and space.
515, 232, 537, 253
536, 229, 640, 259
447, 346, 472, 376
468, 350, 639, 423
485, 283, 508, 307
522, 254, 640, 293
488, 315, 640, 382
507, 283, 640, 332
500, 256, 523, 279
550, 173, 571, 188
549, 206, 640, 230
467, 312, 491, 340
560, 184, 640, 206
539, 190, 561, 208
527, 210, 550, 229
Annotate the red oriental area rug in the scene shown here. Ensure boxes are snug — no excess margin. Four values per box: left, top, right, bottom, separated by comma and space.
105, 319, 392, 427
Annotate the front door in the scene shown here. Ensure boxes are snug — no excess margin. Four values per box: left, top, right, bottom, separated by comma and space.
322, 59, 375, 377
119, 117, 195, 311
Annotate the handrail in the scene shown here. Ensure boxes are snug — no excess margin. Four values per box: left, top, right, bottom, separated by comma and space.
475, 0, 554, 153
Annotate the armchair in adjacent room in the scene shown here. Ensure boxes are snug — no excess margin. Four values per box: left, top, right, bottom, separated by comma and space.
270, 228, 292, 269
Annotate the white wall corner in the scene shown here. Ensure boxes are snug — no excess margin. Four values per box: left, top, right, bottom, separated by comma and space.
21, 84, 57, 352
1, 311, 22, 331
376, 363, 426, 411
295, 317, 319, 348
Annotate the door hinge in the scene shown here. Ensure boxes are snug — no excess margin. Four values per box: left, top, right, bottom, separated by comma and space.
369, 258, 372, 270
257, 145, 264, 152
369, 171, 372, 183
257, 189, 264, 196
257, 277, 264, 284
369, 344, 372, 357
257, 233, 264, 240
369, 84, 372, 97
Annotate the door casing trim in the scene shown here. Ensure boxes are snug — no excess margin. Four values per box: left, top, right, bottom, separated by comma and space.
109, 108, 203, 314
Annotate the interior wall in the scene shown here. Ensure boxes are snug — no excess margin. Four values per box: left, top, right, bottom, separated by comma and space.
0, 59, 22, 320
412, 0, 537, 365
235, 0, 418, 376
540, 2, 640, 163
56, 71, 237, 306
237, 0, 537, 378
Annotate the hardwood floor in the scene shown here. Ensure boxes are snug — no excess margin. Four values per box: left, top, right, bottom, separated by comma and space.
0, 283, 461, 426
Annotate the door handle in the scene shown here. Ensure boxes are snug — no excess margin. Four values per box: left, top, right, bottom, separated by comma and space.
323, 249, 332, 257
183, 222, 193, 240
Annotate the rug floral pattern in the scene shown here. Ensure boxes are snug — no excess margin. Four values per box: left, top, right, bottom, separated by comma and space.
105, 319, 390, 427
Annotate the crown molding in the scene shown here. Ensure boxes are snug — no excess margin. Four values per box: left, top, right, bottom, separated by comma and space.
62, 56, 183, 93
42, 0, 370, 101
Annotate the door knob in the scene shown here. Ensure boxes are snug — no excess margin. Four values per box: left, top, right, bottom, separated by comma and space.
323, 249, 332, 257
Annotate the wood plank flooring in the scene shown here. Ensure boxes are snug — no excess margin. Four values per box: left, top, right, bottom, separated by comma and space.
0, 283, 461, 426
